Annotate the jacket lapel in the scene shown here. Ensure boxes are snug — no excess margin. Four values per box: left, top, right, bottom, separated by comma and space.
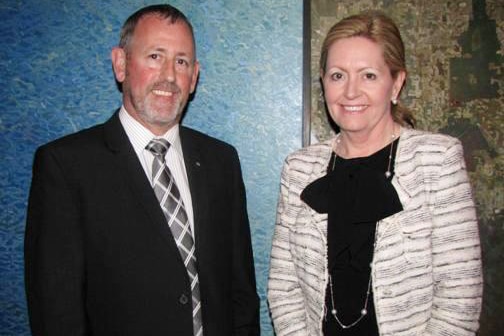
380, 128, 414, 239
391, 129, 413, 210
102, 112, 184, 261
303, 141, 333, 242
179, 127, 209, 252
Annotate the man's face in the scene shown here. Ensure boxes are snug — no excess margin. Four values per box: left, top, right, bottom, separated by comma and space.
112, 15, 199, 135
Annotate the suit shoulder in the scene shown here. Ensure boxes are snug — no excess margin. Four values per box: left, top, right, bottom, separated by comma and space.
38, 122, 106, 151
180, 126, 237, 154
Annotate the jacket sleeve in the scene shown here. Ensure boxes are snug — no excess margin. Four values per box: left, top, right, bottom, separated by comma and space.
268, 160, 309, 335
229, 149, 261, 336
24, 146, 88, 336
426, 140, 483, 335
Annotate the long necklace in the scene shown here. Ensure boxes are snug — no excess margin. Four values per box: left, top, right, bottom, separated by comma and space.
327, 129, 396, 329
328, 244, 374, 329
327, 211, 378, 329
384, 134, 396, 179
327, 209, 379, 329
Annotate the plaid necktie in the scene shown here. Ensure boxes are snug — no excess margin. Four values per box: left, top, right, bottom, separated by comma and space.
146, 138, 203, 336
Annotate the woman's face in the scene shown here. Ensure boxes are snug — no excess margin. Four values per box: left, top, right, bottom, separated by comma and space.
321, 36, 405, 137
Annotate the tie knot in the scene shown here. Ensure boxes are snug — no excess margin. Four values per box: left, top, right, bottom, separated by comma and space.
146, 138, 171, 158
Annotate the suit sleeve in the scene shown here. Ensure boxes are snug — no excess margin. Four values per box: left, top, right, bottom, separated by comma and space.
24, 146, 88, 336
267, 160, 309, 335
426, 140, 483, 335
229, 149, 261, 335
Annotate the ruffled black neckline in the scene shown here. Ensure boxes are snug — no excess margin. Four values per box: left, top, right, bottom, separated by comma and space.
301, 138, 402, 270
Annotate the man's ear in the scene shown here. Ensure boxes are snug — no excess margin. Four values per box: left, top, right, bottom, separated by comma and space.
190, 60, 200, 94
111, 47, 126, 83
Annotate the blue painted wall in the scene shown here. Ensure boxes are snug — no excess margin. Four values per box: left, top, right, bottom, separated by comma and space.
0, 0, 303, 334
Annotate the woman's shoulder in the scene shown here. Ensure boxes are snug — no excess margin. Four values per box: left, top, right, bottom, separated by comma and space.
400, 128, 462, 151
285, 139, 332, 161
282, 139, 333, 175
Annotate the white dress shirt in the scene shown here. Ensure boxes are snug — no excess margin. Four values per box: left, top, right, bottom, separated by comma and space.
119, 106, 195, 236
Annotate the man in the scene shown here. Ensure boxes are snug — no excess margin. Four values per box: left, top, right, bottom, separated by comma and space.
24, 4, 260, 336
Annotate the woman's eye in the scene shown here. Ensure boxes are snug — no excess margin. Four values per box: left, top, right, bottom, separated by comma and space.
330, 72, 343, 81
365, 73, 377, 80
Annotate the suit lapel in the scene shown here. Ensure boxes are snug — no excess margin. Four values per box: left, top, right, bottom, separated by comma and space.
102, 113, 184, 261
180, 127, 209, 252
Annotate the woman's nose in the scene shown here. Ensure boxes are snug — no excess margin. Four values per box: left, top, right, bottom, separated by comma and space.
344, 76, 360, 99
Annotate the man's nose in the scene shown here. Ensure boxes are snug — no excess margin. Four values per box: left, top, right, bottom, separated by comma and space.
162, 60, 176, 82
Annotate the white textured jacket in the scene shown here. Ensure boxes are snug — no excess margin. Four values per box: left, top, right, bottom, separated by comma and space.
268, 128, 482, 335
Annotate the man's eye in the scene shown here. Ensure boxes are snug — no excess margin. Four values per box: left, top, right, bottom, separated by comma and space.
176, 59, 189, 66
149, 54, 159, 60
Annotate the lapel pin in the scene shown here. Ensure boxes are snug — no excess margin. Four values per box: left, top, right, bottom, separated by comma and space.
195, 161, 201, 167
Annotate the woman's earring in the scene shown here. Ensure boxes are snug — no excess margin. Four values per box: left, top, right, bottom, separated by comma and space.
391, 98, 398, 105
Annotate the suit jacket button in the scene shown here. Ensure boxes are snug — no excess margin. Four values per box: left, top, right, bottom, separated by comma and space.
179, 294, 189, 305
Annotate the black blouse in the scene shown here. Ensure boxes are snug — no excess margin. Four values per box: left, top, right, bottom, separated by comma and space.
301, 138, 402, 335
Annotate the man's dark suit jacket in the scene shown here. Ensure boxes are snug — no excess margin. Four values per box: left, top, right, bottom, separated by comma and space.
25, 112, 260, 336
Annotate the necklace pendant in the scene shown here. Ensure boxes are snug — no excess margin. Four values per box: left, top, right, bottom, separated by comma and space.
361, 308, 367, 315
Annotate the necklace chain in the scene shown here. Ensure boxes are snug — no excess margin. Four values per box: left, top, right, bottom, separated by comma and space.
328, 273, 372, 329
385, 134, 396, 179
327, 128, 396, 329
327, 221, 379, 329
332, 130, 396, 178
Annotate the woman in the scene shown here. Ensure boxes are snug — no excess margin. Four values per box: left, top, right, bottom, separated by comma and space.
268, 11, 482, 335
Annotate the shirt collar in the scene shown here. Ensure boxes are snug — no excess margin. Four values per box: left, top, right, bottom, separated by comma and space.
119, 105, 183, 157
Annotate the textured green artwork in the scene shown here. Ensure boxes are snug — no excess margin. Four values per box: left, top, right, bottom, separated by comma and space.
308, 0, 503, 334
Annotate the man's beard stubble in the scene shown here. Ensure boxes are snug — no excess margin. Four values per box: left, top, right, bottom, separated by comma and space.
126, 80, 185, 127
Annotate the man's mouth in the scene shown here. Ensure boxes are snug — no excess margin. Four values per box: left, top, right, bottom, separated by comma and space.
152, 90, 174, 97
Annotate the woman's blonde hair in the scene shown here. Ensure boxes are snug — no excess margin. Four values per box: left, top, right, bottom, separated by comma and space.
320, 10, 415, 128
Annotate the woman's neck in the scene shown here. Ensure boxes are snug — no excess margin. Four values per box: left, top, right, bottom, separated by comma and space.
336, 123, 399, 158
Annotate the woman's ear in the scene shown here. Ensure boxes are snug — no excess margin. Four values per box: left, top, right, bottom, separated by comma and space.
392, 70, 406, 100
